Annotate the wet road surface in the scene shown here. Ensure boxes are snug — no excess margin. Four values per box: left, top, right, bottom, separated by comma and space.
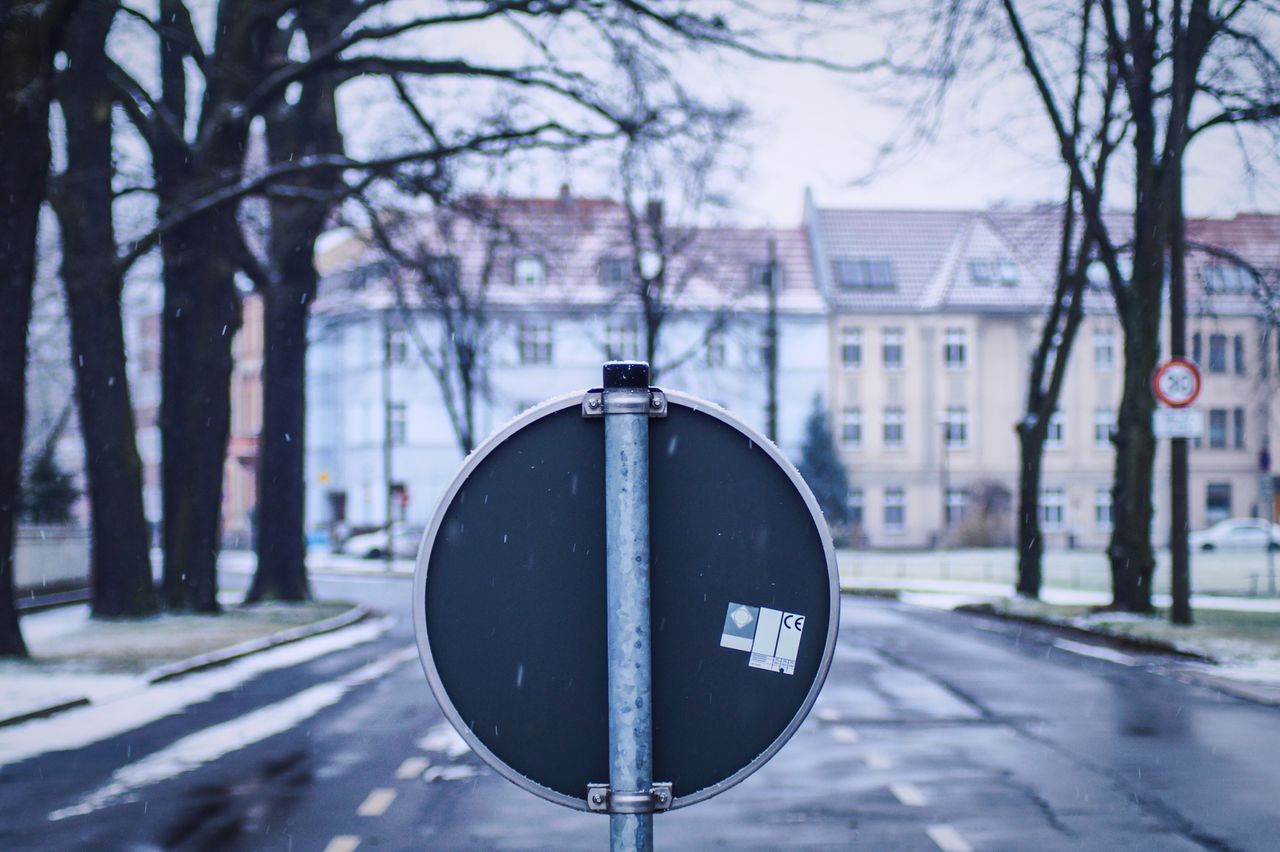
2, 571, 1277, 851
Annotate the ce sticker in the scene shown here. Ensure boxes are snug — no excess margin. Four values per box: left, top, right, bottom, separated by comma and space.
783, 614, 805, 631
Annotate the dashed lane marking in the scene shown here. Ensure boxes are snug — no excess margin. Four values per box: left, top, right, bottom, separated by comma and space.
927, 824, 974, 852
890, 782, 927, 807
323, 836, 361, 852
830, 725, 859, 743
357, 788, 397, 817
396, 756, 431, 779
1052, 638, 1137, 667
864, 752, 892, 770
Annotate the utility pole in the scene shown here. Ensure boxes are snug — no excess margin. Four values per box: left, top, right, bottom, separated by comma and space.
764, 237, 779, 444
382, 313, 394, 573
1169, 174, 1192, 624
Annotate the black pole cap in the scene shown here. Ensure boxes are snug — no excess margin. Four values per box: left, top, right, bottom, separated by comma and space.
603, 360, 650, 389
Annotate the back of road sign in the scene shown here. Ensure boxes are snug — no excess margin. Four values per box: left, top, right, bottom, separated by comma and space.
413, 391, 838, 811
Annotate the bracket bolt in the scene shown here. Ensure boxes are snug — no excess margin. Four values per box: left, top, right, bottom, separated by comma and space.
655, 790, 668, 803
591, 791, 605, 804
588, 398, 601, 410
650, 396, 662, 408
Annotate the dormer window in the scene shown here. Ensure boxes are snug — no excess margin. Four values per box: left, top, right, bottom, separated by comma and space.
835, 258, 895, 290
1202, 264, 1253, 294
599, 257, 631, 288
749, 262, 782, 291
514, 256, 545, 287
969, 259, 1019, 286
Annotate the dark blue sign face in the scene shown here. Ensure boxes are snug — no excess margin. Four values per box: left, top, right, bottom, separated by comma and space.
413, 392, 838, 811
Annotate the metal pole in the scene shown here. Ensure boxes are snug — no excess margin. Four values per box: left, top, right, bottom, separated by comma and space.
764, 238, 779, 444
603, 361, 654, 852
382, 315, 394, 573
1169, 159, 1192, 625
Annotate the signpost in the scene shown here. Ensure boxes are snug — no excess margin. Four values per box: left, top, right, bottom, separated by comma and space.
1153, 357, 1202, 626
413, 362, 838, 850
1152, 357, 1202, 409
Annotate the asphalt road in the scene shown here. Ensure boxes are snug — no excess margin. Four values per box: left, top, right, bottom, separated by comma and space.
2, 569, 1278, 851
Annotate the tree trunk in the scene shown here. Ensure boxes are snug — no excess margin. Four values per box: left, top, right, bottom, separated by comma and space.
0, 0, 78, 657
58, 0, 158, 619
248, 283, 312, 602
159, 218, 241, 612
1015, 425, 1045, 597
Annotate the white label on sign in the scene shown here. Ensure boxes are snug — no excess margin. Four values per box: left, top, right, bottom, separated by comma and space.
721, 601, 804, 675
1154, 408, 1204, 438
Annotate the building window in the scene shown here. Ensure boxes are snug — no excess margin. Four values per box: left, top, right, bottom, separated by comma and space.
388, 402, 407, 446
1095, 487, 1113, 531
840, 327, 862, 368
840, 407, 863, 449
882, 329, 904, 369
605, 323, 642, 361
599, 258, 630, 288
884, 487, 906, 533
1206, 482, 1232, 524
1045, 410, 1065, 449
514, 256, 545, 287
943, 406, 968, 449
1094, 329, 1115, 370
1193, 332, 1202, 365
705, 330, 725, 367
749, 262, 781, 291
387, 327, 408, 364
1202, 264, 1252, 294
1208, 409, 1227, 448
1040, 487, 1066, 531
1234, 408, 1245, 450
945, 487, 967, 525
423, 254, 460, 289
1093, 407, 1114, 449
883, 407, 905, 448
835, 258, 896, 290
968, 258, 1019, 286
943, 328, 967, 368
848, 488, 864, 527
517, 322, 553, 364
1208, 334, 1227, 373
1234, 335, 1246, 375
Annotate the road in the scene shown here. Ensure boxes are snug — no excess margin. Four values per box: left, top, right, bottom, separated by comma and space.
1, 568, 1277, 851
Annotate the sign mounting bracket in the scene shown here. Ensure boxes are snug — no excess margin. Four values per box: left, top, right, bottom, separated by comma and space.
586, 782, 674, 815
581, 387, 668, 418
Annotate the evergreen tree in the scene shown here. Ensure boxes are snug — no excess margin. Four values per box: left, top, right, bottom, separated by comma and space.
796, 395, 851, 540
20, 443, 79, 525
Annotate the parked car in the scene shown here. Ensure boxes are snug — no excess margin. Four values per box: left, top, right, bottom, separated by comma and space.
341, 523, 425, 559
1188, 518, 1280, 551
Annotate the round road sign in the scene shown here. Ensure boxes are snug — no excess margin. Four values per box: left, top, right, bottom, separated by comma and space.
413, 390, 838, 812
1152, 358, 1202, 408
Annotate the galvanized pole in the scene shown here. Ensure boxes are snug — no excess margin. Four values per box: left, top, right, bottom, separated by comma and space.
603, 361, 654, 852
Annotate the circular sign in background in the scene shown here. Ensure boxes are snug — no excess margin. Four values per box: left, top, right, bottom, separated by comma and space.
413, 391, 839, 812
1152, 358, 1202, 408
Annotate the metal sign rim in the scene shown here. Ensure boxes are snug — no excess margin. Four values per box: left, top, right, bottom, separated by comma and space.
411, 390, 841, 813
1151, 357, 1202, 408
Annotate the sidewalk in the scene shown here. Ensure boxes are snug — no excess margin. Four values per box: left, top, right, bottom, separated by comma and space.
1, 600, 369, 728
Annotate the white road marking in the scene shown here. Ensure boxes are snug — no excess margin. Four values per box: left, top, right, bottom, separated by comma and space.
814, 707, 841, 722
357, 788, 397, 817
927, 824, 974, 852
890, 782, 928, 807
396, 756, 431, 779
830, 725, 860, 743
864, 752, 892, 770
47, 645, 416, 821
323, 836, 361, 852
1052, 638, 1136, 666
418, 722, 471, 758
423, 764, 481, 782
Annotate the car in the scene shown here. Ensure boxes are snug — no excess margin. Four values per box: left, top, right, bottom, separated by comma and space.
341, 523, 425, 559
1188, 517, 1280, 551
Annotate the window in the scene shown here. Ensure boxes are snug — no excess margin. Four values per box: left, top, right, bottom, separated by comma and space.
1040, 487, 1066, 531
883, 407, 905, 448
1093, 329, 1115, 370
943, 406, 968, 449
1206, 482, 1232, 524
1045, 410, 1065, 449
517, 322, 553, 364
882, 329, 904, 369
945, 488, 967, 525
1093, 407, 1115, 449
835, 258, 896, 290
1234, 408, 1245, 450
1208, 334, 1227, 372
1208, 409, 1227, 448
705, 330, 725, 367
1193, 332, 1202, 365
840, 328, 862, 368
514, 256, 546, 287
605, 323, 641, 361
1095, 487, 1113, 531
884, 488, 906, 533
840, 407, 863, 449
387, 327, 408, 364
598, 258, 630, 288
423, 254, 459, 289
848, 488, 864, 527
943, 328, 967, 368
749, 262, 781, 291
1202, 264, 1252, 293
968, 258, 1019, 286
388, 402, 407, 446
1234, 335, 1246, 375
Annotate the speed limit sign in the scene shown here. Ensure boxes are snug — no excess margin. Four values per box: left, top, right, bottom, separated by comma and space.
1152, 358, 1202, 408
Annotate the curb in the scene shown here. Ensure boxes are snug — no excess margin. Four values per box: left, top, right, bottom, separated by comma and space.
0, 604, 371, 729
